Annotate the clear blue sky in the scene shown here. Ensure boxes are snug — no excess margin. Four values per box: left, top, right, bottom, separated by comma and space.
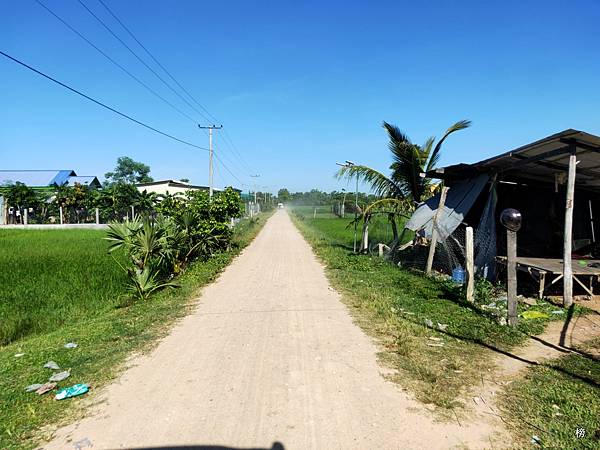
2, 0, 600, 194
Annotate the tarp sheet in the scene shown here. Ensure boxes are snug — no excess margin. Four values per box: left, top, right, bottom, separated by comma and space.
405, 174, 490, 240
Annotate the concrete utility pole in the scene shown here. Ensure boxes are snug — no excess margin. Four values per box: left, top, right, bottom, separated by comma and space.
336, 161, 359, 253
198, 124, 223, 198
250, 174, 260, 205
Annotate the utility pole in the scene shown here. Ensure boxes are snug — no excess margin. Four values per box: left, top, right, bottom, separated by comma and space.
250, 174, 260, 204
198, 124, 223, 198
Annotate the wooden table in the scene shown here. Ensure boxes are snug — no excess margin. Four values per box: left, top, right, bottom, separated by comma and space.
496, 256, 600, 298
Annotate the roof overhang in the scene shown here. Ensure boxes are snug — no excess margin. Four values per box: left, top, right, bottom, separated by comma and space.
428, 129, 600, 192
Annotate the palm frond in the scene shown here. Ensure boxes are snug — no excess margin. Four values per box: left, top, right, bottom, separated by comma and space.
335, 164, 402, 198
426, 119, 471, 172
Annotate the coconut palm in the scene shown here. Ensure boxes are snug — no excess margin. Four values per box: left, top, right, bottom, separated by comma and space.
336, 120, 471, 250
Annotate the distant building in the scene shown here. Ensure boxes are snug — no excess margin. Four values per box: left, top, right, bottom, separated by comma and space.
136, 179, 241, 196
0, 170, 102, 189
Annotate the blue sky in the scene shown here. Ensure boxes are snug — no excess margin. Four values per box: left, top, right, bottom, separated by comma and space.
2, 0, 600, 194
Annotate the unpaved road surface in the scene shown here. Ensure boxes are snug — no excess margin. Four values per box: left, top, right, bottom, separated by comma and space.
43, 210, 497, 450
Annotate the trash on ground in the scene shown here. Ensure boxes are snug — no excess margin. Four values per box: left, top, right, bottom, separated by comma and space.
44, 361, 60, 370
551, 310, 564, 315
424, 319, 433, 328
520, 310, 550, 320
55, 383, 89, 400
64, 342, 78, 349
14, 353, 25, 358
49, 370, 70, 382
25, 383, 44, 392
437, 323, 448, 331
35, 382, 57, 395
531, 435, 541, 445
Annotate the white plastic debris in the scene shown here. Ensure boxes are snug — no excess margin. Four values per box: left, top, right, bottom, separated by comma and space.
25, 383, 44, 392
49, 370, 70, 382
551, 310, 564, 315
64, 342, 78, 349
44, 361, 60, 370
424, 319, 433, 328
14, 353, 25, 358
531, 435, 541, 445
437, 323, 448, 332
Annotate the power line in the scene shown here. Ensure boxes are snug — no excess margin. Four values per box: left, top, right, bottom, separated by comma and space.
214, 152, 244, 187
0, 49, 209, 151
76, 0, 211, 124
34, 0, 198, 125
96, 0, 220, 124
94, 0, 256, 174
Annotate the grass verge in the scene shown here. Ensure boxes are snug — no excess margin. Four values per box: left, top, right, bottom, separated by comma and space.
499, 336, 600, 449
0, 213, 271, 450
289, 211, 584, 415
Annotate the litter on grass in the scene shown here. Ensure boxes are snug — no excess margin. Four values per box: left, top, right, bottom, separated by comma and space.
64, 342, 78, 349
437, 323, 448, 331
551, 310, 564, 315
44, 361, 60, 370
35, 382, 57, 395
14, 353, 25, 358
55, 383, 89, 400
424, 319, 434, 328
25, 383, 44, 392
49, 370, 70, 382
520, 310, 550, 320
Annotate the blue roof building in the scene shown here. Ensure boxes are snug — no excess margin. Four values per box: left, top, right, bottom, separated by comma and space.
0, 170, 102, 188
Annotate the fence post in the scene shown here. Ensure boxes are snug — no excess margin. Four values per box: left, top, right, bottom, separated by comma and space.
59, 206, 64, 225
466, 226, 474, 302
426, 186, 449, 275
23, 208, 28, 225
95, 208, 100, 225
131, 205, 135, 218
313, 207, 317, 219
507, 229, 518, 326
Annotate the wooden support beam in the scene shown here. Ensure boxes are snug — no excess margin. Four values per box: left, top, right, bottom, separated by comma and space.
563, 152, 577, 307
426, 186, 449, 275
465, 226, 475, 302
507, 229, 518, 327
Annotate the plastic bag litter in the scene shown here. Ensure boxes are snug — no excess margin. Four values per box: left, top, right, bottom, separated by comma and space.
64, 342, 78, 349
424, 319, 434, 328
25, 383, 44, 392
437, 323, 448, 331
520, 310, 549, 320
55, 383, 89, 400
44, 361, 60, 370
35, 382, 57, 395
49, 370, 70, 382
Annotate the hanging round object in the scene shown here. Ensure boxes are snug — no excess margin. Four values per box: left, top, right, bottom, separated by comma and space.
500, 208, 522, 232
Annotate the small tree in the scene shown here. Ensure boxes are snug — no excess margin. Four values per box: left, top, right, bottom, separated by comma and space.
105, 156, 153, 185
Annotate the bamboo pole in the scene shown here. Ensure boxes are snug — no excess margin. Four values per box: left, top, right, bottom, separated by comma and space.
563, 153, 577, 307
426, 187, 449, 275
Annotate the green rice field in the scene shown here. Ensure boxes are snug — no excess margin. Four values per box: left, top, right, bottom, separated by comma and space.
0, 229, 127, 345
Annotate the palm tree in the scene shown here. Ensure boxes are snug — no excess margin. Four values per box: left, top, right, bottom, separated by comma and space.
336, 120, 471, 249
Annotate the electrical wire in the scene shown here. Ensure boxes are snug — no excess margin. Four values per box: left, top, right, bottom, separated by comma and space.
96, 0, 219, 124
77, 0, 212, 124
34, 0, 198, 125
0, 49, 209, 151
94, 0, 256, 174
214, 152, 244, 186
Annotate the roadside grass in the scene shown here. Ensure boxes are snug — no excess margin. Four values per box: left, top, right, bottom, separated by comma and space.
499, 336, 600, 450
0, 229, 128, 345
0, 214, 270, 450
290, 210, 586, 415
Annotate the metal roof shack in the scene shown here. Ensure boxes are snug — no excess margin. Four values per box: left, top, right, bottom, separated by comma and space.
405, 129, 600, 306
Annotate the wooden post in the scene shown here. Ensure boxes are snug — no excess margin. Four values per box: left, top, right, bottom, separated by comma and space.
59, 206, 64, 225
507, 229, 518, 326
465, 226, 474, 302
379, 243, 384, 257
426, 186, 449, 275
95, 208, 100, 224
563, 152, 577, 307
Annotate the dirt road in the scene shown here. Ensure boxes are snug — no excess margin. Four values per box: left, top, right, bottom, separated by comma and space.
43, 210, 497, 450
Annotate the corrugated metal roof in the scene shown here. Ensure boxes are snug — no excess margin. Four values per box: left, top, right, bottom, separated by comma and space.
0, 170, 75, 187
67, 176, 101, 187
429, 129, 600, 192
